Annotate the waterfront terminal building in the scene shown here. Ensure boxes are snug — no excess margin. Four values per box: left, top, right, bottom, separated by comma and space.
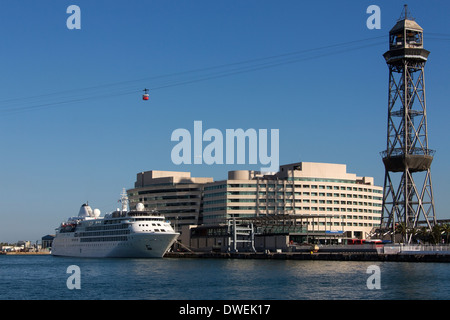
127, 162, 383, 251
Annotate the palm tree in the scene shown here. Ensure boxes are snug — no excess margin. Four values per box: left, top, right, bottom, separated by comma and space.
416, 226, 429, 244
395, 222, 408, 243
441, 224, 450, 244
430, 224, 443, 244
408, 226, 418, 243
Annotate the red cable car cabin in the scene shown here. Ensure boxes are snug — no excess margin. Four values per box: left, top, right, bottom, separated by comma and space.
142, 89, 149, 100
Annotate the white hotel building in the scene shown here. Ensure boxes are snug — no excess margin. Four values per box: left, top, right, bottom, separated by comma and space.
128, 162, 383, 242
202, 162, 383, 239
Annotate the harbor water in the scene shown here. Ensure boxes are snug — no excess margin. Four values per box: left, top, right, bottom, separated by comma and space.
1, 254, 450, 300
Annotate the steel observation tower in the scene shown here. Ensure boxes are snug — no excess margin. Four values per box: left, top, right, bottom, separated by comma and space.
380, 5, 437, 243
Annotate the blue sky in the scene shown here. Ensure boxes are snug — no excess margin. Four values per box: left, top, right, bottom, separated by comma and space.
0, 1, 449, 243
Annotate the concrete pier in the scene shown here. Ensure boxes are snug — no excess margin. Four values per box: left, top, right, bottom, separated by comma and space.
165, 251, 450, 262
0, 251, 51, 255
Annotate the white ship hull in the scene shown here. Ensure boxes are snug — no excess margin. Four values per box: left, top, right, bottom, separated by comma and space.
52, 232, 179, 258
52, 196, 180, 258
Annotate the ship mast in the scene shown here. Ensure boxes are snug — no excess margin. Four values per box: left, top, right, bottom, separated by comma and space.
119, 188, 129, 212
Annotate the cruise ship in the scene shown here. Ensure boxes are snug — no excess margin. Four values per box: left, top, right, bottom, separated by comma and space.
51, 190, 179, 258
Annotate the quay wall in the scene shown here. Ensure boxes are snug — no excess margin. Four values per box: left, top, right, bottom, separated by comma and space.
164, 251, 450, 262
0, 251, 51, 255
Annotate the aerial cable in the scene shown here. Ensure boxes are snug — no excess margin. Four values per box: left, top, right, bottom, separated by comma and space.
1, 33, 448, 115
148, 36, 386, 90
0, 35, 386, 107
149, 41, 385, 91
4, 34, 450, 111
0, 35, 423, 115
0, 89, 140, 116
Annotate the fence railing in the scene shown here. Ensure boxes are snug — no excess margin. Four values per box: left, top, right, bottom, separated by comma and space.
383, 244, 450, 254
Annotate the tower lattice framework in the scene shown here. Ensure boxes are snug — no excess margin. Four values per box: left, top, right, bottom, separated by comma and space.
381, 6, 437, 243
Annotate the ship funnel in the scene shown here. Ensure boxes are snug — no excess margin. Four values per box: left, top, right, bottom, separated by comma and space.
78, 203, 93, 217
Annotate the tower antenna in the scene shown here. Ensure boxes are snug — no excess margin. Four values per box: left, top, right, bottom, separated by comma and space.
399, 4, 413, 20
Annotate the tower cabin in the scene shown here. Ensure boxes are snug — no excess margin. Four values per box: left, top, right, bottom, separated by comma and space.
384, 5, 429, 66
389, 18, 423, 50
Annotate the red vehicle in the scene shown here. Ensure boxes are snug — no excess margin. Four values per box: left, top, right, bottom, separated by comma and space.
347, 239, 364, 245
